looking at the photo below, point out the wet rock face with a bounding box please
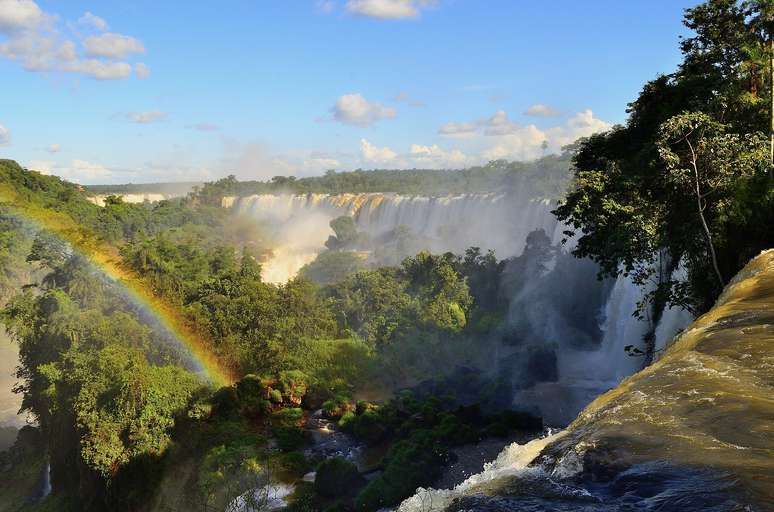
[537,250,774,508]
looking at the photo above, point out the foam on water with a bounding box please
[397,432,566,512]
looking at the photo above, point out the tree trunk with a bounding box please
[694,166,724,289]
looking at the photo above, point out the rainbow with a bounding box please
[0,183,235,387]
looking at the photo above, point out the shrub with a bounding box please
[269,388,283,404]
[322,394,352,419]
[314,457,363,498]
[276,451,311,478]
[355,430,448,510]
[274,426,306,452]
[211,386,240,419]
[271,408,306,452]
[236,374,265,401]
[271,408,304,428]
[277,370,309,405]
[337,411,356,429]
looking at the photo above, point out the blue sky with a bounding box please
[0,0,697,184]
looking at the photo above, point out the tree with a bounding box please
[325,215,359,250]
[555,0,774,313]
[656,112,768,288]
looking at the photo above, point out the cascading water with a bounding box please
[653,262,694,354]
[227,193,694,425]
[87,193,180,206]
[227,192,560,283]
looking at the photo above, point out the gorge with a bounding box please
[225,190,695,426]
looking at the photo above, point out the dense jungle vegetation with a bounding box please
[0,159,550,511]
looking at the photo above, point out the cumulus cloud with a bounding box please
[360,138,397,162]
[0,0,146,80]
[83,32,144,59]
[124,111,167,124]
[346,0,436,19]
[481,110,519,136]
[483,110,611,161]
[0,0,44,32]
[438,110,519,137]
[358,139,471,169]
[46,143,60,153]
[77,11,108,31]
[408,143,469,167]
[524,103,560,117]
[545,109,611,147]
[0,124,10,145]
[481,125,547,161]
[332,93,396,126]
[134,62,150,79]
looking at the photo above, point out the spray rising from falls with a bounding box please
[228,192,694,424]
[227,192,562,282]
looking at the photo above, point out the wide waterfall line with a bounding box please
[227,192,694,424]
[227,192,561,262]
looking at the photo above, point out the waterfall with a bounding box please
[654,262,694,354]
[397,432,569,512]
[228,192,559,282]
[228,192,693,423]
[87,193,179,206]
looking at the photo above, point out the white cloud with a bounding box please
[0,0,44,32]
[0,0,146,80]
[47,143,60,153]
[438,121,477,138]
[483,110,611,161]
[357,139,470,169]
[360,138,397,162]
[0,124,10,145]
[525,103,560,117]
[438,110,519,137]
[27,158,111,182]
[481,125,547,161]
[125,111,167,124]
[332,93,396,126]
[346,0,436,19]
[408,143,469,167]
[545,109,611,147]
[64,59,132,80]
[134,62,150,79]
[83,32,144,59]
[481,110,519,136]
[77,11,107,31]
[26,159,51,173]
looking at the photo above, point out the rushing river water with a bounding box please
[397,250,774,511]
